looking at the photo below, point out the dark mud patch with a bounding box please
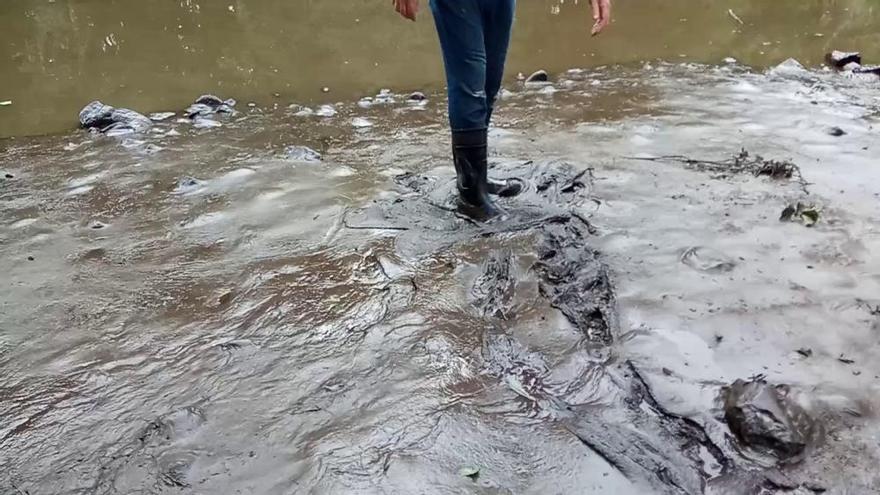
[342,158,833,493]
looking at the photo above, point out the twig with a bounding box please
[728,9,744,26]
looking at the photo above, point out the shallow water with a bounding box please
[3,59,880,493]
[2,0,880,137]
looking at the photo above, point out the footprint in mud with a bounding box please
[343,160,594,260]
[680,246,737,273]
[92,405,208,492]
[470,239,727,494]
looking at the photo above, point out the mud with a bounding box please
[3,61,880,494]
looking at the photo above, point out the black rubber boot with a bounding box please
[452,130,502,221]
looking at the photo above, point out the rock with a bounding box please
[825,51,861,69]
[192,118,223,129]
[722,378,820,462]
[185,94,236,119]
[78,101,153,134]
[525,69,549,84]
[315,105,337,117]
[149,112,176,122]
[79,101,116,128]
[841,61,862,72]
[283,145,322,162]
[828,126,846,137]
[174,177,204,194]
[352,117,373,128]
[854,65,880,76]
[4,173,13,179]
[769,58,811,79]
[408,91,426,102]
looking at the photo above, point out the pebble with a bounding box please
[316,105,337,117]
[352,117,373,128]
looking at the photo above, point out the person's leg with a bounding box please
[430,0,488,133]
[479,0,523,198]
[481,0,516,127]
[431,0,501,220]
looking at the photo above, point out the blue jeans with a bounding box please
[430,0,516,132]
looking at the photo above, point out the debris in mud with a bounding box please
[535,220,617,346]
[827,126,846,137]
[283,145,322,162]
[722,378,820,463]
[525,69,549,84]
[185,94,236,119]
[3,173,13,179]
[825,51,861,69]
[458,466,480,480]
[408,91,427,102]
[680,246,737,273]
[780,202,820,227]
[796,348,813,358]
[837,355,855,365]
[470,249,515,320]
[626,149,806,192]
[174,176,204,193]
[79,100,153,135]
[149,111,176,122]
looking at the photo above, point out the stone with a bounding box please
[723,378,820,462]
[825,51,861,69]
[408,91,427,102]
[149,112,176,122]
[185,95,236,119]
[525,69,549,84]
[78,101,152,134]
[283,145,322,162]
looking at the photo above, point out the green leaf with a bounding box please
[0,100,12,106]
[800,209,819,227]
[458,466,480,480]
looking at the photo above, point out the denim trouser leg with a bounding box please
[481,1,515,127]
[430,0,515,132]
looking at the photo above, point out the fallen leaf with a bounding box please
[838,355,855,365]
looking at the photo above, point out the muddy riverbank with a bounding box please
[2,61,880,493]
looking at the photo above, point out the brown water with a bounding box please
[2,0,880,137]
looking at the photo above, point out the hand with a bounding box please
[590,0,612,36]
[393,0,419,21]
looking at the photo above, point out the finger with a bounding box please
[602,0,611,24]
[591,0,600,21]
[403,0,415,20]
